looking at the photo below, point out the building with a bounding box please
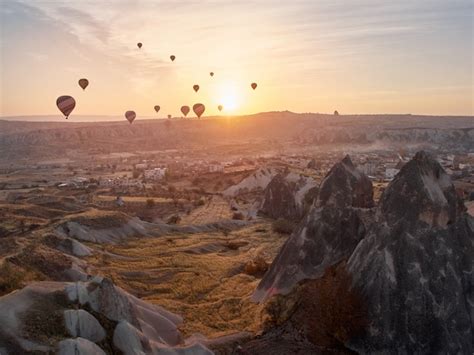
[144,168,167,180]
[99,178,143,188]
[359,162,377,176]
[209,164,224,173]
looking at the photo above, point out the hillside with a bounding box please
[1,112,473,164]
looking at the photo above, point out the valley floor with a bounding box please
[85,221,286,338]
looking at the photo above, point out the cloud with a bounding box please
[56,6,111,44]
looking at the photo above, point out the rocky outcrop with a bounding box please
[346,151,473,353]
[316,155,374,208]
[223,168,277,197]
[259,172,317,221]
[0,277,212,354]
[58,338,106,355]
[64,309,106,342]
[253,156,374,302]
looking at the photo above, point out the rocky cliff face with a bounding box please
[259,172,317,221]
[253,156,374,302]
[347,151,473,353]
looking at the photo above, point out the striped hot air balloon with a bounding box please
[56,96,76,119]
[193,103,205,118]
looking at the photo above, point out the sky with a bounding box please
[0,0,473,118]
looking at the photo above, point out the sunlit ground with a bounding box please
[86,222,286,338]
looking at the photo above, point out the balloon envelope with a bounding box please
[154,105,160,113]
[181,105,190,117]
[210,72,214,77]
[125,111,136,124]
[193,85,200,93]
[251,82,257,90]
[170,55,175,61]
[218,105,223,112]
[137,42,142,48]
[56,96,76,119]
[193,103,205,118]
[78,78,89,90]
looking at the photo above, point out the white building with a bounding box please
[144,168,167,180]
[100,178,143,188]
[359,163,377,176]
[209,164,224,173]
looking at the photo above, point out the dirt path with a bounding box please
[180,195,233,225]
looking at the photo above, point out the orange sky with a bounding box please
[1,0,473,118]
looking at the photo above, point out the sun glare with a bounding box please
[217,83,240,112]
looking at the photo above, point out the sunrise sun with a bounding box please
[217,83,241,112]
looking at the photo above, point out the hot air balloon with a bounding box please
[218,105,223,112]
[154,105,160,113]
[251,82,257,90]
[210,72,214,77]
[78,78,89,91]
[56,96,76,119]
[125,111,136,124]
[193,103,205,118]
[170,55,175,62]
[181,105,190,117]
[137,42,142,49]
[193,85,200,93]
[167,114,172,119]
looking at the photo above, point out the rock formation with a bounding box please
[251,151,473,354]
[347,151,473,353]
[253,155,374,302]
[0,277,212,354]
[223,168,277,197]
[259,172,317,221]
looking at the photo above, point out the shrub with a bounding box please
[243,255,269,277]
[272,218,295,235]
[232,212,245,220]
[0,262,25,296]
[195,198,206,207]
[146,198,155,208]
[167,215,181,225]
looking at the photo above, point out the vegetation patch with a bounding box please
[20,291,70,346]
[0,261,26,296]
